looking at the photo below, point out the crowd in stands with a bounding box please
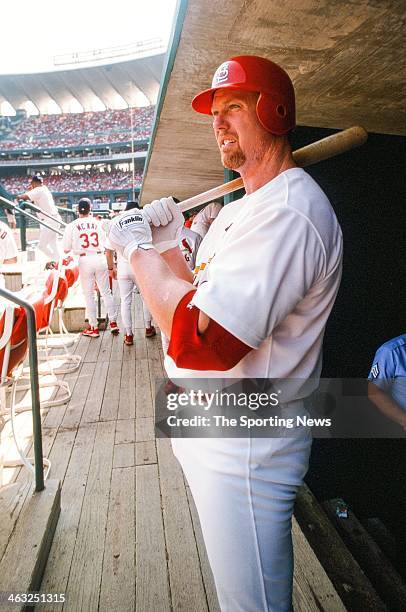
[1,167,143,194]
[0,107,154,150]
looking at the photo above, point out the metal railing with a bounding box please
[0,288,44,491]
[56,204,76,222]
[0,195,74,251]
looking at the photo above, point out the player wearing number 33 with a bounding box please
[63,198,119,338]
[108,56,343,611]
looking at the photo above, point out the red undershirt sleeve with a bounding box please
[167,290,252,371]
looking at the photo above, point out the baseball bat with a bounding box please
[179,126,367,213]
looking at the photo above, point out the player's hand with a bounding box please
[143,197,184,254]
[108,266,117,280]
[108,209,154,261]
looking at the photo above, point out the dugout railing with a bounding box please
[0,287,44,491]
[0,195,75,251]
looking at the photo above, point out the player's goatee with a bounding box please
[221,148,246,170]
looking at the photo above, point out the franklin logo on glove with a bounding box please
[107,209,154,261]
[118,214,144,230]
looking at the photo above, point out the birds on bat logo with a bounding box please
[117,214,144,231]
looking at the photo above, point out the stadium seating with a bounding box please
[1,167,143,194]
[0,107,154,149]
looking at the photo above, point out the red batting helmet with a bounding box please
[191,55,295,136]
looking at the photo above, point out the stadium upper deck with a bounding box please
[0,107,154,151]
[0,50,163,203]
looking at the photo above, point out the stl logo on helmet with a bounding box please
[213,62,230,85]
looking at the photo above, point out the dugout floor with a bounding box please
[0,293,345,611]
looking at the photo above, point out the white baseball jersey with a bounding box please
[165,167,343,400]
[63,216,107,255]
[191,202,222,238]
[104,235,131,279]
[179,226,202,271]
[0,220,18,289]
[104,234,152,333]
[63,215,115,328]
[100,218,111,235]
[0,221,18,265]
[26,185,59,221]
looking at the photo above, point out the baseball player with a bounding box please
[0,219,18,288]
[18,175,62,260]
[367,334,406,575]
[108,55,343,611]
[171,198,203,272]
[190,201,222,238]
[63,198,119,338]
[179,225,202,272]
[368,334,406,429]
[159,198,202,355]
[105,201,156,346]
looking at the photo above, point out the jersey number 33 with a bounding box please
[80,232,99,249]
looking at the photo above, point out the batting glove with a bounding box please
[143,197,184,254]
[108,209,154,261]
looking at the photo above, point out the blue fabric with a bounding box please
[368,334,406,410]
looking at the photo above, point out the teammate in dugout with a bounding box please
[63,198,119,338]
[171,197,203,273]
[108,56,343,611]
[18,175,62,260]
[190,200,222,238]
[0,219,18,288]
[105,200,156,346]
[368,334,406,430]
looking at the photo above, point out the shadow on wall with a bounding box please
[291,127,405,378]
[293,127,406,580]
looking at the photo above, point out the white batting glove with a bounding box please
[108,209,154,261]
[143,197,184,254]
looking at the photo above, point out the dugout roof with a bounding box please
[140,0,405,204]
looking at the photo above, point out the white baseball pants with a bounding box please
[38,214,62,260]
[78,254,116,328]
[171,415,312,612]
[117,277,152,334]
